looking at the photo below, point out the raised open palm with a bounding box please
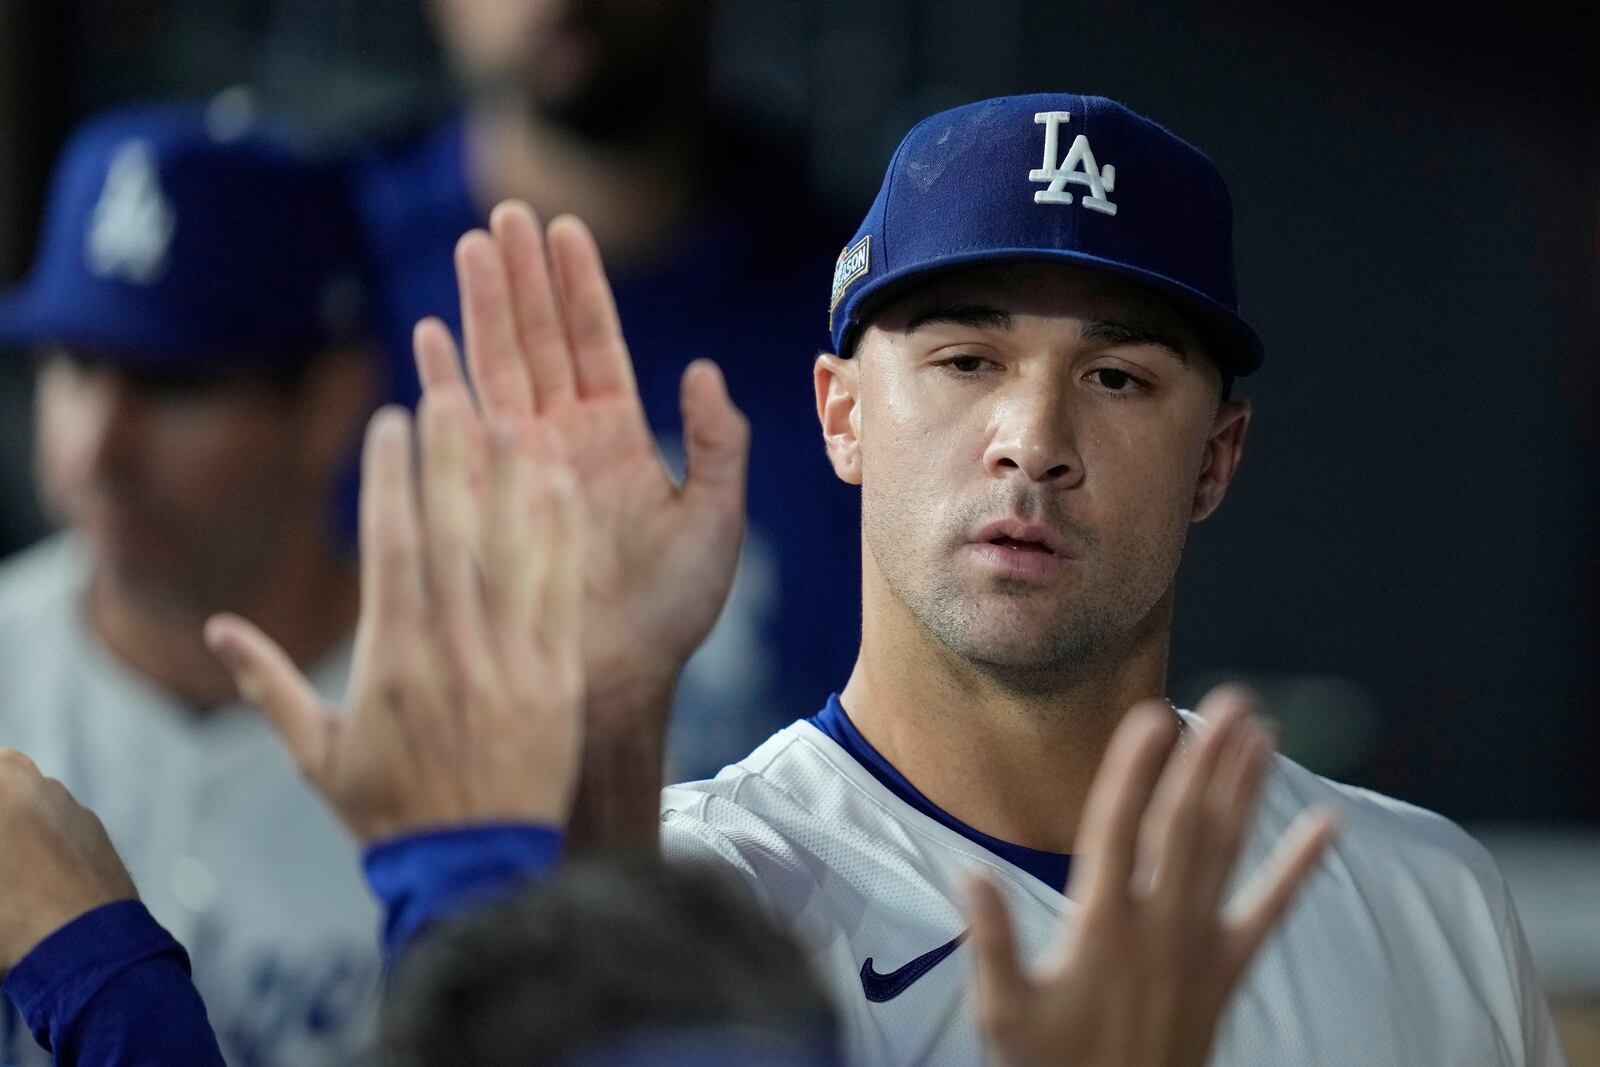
[412,203,748,723]
[408,202,750,841]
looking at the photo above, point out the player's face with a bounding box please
[33,351,330,610]
[430,0,708,123]
[823,263,1248,683]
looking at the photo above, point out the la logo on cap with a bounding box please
[84,140,176,285]
[1029,111,1117,215]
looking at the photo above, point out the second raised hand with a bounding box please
[205,397,586,844]
[411,203,751,841]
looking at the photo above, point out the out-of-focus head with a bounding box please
[381,855,840,1067]
[816,94,1257,688]
[428,0,714,135]
[0,99,377,611]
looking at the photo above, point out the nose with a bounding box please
[981,384,1083,486]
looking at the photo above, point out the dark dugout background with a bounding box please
[0,0,1594,828]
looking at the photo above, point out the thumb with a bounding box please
[966,873,1029,1036]
[205,613,334,782]
[680,359,749,514]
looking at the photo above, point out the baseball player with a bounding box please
[210,94,1566,1065]
[0,104,383,1066]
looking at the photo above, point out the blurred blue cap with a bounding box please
[0,97,368,371]
[828,93,1263,375]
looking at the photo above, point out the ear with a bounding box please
[296,345,383,480]
[814,352,862,486]
[1191,397,1250,522]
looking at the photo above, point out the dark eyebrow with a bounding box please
[903,304,1016,334]
[1080,318,1190,363]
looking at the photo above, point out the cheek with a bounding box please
[33,392,96,502]
[860,385,980,523]
[147,407,300,505]
[1080,421,1206,544]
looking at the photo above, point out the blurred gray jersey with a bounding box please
[0,536,380,1067]
[662,716,1567,1067]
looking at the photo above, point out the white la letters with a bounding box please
[85,140,177,285]
[1028,111,1118,216]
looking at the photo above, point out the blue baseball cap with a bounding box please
[828,93,1263,375]
[0,99,367,371]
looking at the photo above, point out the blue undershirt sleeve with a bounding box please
[2,900,225,1066]
[362,822,564,964]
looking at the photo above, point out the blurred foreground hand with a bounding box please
[0,749,138,972]
[968,688,1340,1067]
[405,202,749,843]
[207,395,585,843]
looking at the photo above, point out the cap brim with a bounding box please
[840,247,1264,377]
[0,283,54,353]
[0,279,243,371]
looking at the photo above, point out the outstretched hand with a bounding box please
[967,688,1339,1067]
[410,202,750,842]
[205,396,585,843]
[0,750,138,973]
[413,203,749,727]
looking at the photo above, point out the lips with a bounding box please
[969,519,1073,558]
[963,518,1078,581]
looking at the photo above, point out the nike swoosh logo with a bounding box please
[859,931,968,1002]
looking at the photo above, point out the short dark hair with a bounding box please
[380,852,839,1067]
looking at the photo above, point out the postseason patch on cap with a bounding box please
[829,235,871,322]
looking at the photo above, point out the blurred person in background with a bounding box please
[351,0,860,780]
[0,395,843,1066]
[0,102,384,1066]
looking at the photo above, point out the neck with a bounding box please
[463,96,710,270]
[87,534,358,712]
[839,570,1173,855]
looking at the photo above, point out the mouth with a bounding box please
[969,520,1073,558]
[964,519,1077,581]
[986,535,1055,555]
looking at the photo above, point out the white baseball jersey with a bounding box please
[0,536,381,1067]
[661,703,1566,1067]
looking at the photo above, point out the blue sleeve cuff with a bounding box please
[3,900,219,1063]
[363,822,563,963]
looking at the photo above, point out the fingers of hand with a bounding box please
[483,421,539,649]
[359,407,426,633]
[966,873,1028,1034]
[680,359,751,510]
[413,317,469,400]
[1069,703,1181,911]
[203,613,333,781]
[420,393,494,699]
[489,201,574,408]
[1190,714,1274,909]
[456,229,536,417]
[546,214,637,397]
[0,747,41,781]
[1139,689,1252,903]
[1226,805,1340,972]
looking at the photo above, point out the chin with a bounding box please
[935,594,1123,675]
[934,618,1071,672]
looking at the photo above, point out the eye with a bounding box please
[935,353,994,375]
[1086,367,1150,394]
